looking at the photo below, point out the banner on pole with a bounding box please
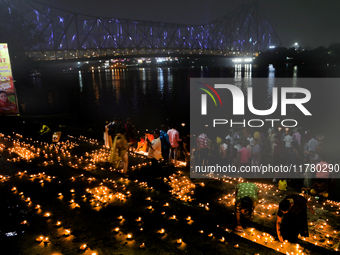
[0,43,19,115]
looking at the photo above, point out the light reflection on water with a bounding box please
[234,64,242,84]
[92,71,99,106]
[267,64,275,109]
[157,68,164,93]
[234,64,253,97]
[18,64,340,163]
[244,64,252,89]
[292,66,298,86]
[113,69,122,104]
[167,68,172,84]
[141,68,146,95]
[78,71,83,92]
[22,64,340,135]
[24,65,275,129]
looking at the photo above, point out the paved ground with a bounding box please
[0,132,339,255]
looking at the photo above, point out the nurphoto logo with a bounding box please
[190,78,321,179]
[200,83,311,116]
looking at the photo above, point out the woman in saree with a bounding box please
[108,129,131,174]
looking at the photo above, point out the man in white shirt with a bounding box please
[219,139,228,164]
[225,134,234,145]
[247,133,254,146]
[233,130,240,141]
[308,136,319,152]
[148,130,162,169]
[283,132,293,160]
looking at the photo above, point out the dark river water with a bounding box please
[18,65,192,131]
[13,62,340,156]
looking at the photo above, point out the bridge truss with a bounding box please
[4,0,281,60]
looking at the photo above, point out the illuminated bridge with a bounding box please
[7,0,281,60]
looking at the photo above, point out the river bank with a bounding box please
[0,128,339,255]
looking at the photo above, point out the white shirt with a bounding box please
[247,137,254,146]
[308,138,319,152]
[219,143,228,158]
[225,135,234,145]
[283,135,293,148]
[148,138,161,160]
[234,144,242,151]
[268,127,273,135]
[233,133,240,140]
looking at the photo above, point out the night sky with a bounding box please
[36,0,340,49]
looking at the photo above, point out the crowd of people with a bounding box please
[103,121,334,199]
[192,126,336,243]
[33,119,336,244]
[193,126,331,183]
[103,118,189,175]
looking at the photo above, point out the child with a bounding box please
[136,137,146,152]
[302,179,328,199]
[278,179,287,191]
